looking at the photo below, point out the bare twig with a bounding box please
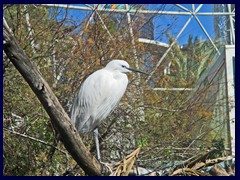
[4,128,66,154]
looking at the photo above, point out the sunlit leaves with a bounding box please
[4,4,227,175]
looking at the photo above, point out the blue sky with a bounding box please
[56,4,215,45]
[147,4,215,45]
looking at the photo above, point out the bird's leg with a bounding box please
[93,128,101,162]
[93,128,113,175]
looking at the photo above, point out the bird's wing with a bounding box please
[94,71,128,121]
[70,70,101,133]
[70,69,128,134]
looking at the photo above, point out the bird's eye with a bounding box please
[122,65,126,68]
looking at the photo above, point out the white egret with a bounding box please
[70,60,147,162]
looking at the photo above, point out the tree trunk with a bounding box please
[3,22,102,176]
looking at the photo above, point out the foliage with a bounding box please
[3,4,229,176]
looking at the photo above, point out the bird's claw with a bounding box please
[99,160,114,175]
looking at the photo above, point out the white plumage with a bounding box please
[70,59,147,161]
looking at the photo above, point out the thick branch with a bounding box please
[3,23,102,176]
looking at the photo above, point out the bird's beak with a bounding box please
[126,67,149,75]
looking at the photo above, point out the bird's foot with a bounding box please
[98,160,114,175]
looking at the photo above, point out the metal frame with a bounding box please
[40,4,235,16]
[10,3,235,157]
[39,4,235,85]
[224,45,235,156]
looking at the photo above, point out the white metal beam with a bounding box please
[227,4,235,45]
[145,15,194,83]
[224,45,235,156]
[175,4,191,12]
[138,38,169,48]
[191,4,195,12]
[193,14,221,55]
[195,4,203,13]
[39,4,235,16]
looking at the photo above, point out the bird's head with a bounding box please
[105,60,148,75]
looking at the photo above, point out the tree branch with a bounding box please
[4,128,66,155]
[3,22,102,176]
